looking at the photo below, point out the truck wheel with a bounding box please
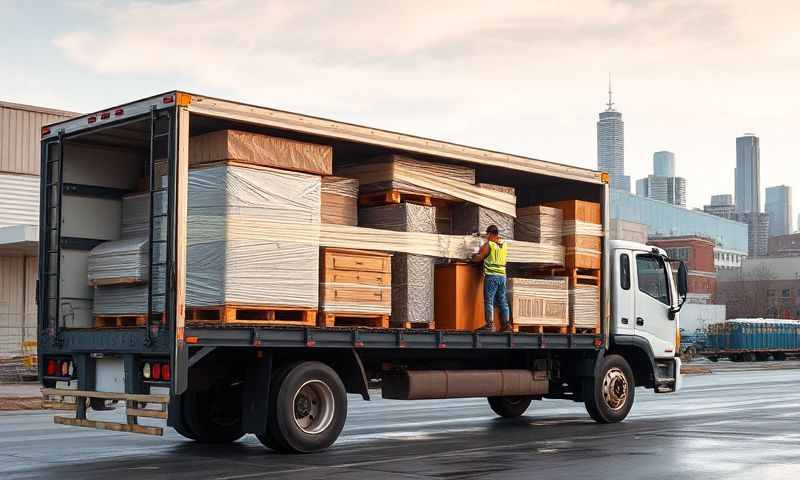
[707,356,719,362]
[584,354,635,424]
[182,384,245,443]
[773,352,787,361]
[170,394,198,440]
[488,396,532,418]
[743,352,756,363]
[258,361,347,453]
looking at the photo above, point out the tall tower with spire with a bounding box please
[597,76,629,191]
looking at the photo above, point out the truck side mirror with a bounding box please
[677,261,688,299]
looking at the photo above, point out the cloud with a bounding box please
[49,0,800,210]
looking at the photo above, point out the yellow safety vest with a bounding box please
[484,241,507,276]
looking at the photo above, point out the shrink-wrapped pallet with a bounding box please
[507,277,568,327]
[359,203,436,325]
[88,237,149,286]
[189,129,332,175]
[515,206,563,244]
[569,284,600,329]
[338,154,475,201]
[186,164,320,308]
[451,184,515,238]
[321,176,359,226]
[93,268,165,315]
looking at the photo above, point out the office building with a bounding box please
[733,211,770,257]
[768,233,800,256]
[653,151,675,177]
[649,236,716,304]
[704,194,735,219]
[611,189,748,270]
[765,185,792,237]
[634,152,687,207]
[735,134,760,213]
[597,84,629,191]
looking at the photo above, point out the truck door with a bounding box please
[633,253,676,358]
[612,249,635,335]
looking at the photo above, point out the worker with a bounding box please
[471,225,511,332]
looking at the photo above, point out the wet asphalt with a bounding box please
[1,361,799,480]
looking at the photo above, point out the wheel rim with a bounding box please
[602,367,629,412]
[292,379,335,435]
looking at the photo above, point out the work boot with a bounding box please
[500,324,514,333]
[475,324,494,332]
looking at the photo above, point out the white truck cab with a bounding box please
[608,240,686,394]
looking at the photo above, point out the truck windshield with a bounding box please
[636,254,670,305]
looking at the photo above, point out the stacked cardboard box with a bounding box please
[451,184,515,238]
[515,206,563,244]
[542,200,602,270]
[507,277,568,328]
[359,203,436,326]
[321,176,359,226]
[569,284,600,329]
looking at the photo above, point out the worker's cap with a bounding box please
[486,225,499,235]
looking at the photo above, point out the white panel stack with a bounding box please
[569,284,600,329]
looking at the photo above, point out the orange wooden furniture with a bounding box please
[434,262,499,331]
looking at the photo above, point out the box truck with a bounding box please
[38,92,686,453]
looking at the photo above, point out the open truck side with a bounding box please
[38,91,686,453]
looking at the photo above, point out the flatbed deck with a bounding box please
[39,326,600,355]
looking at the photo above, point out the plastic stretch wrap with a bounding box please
[121,191,167,239]
[563,220,604,237]
[88,237,148,286]
[189,129,333,175]
[321,176,359,226]
[187,217,565,265]
[452,204,515,239]
[339,155,474,200]
[507,277,568,326]
[185,165,321,308]
[569,285,600,328]
[359,203,436,324]
[93,267,165,315]
[516,206,563,244]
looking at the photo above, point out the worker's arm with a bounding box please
[471,242,490,262]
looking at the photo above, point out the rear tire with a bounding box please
[773,352,787,361]
[707,356,719,362]
[488,396,532,418]
[584,354,635,424]
[182,384,245,443]
[257,361,347,453]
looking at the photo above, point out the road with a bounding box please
[1,362,799,480]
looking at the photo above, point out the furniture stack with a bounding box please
[318,248,392,327]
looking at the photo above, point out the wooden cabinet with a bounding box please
[434,262,499,331]
[319,248,392,317]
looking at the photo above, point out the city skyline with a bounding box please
[0,2,797,212]
[596,83,628,192]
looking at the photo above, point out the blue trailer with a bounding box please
[704,319,800,362]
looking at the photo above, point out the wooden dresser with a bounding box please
[434,262,499,331]
[319,248,392,327]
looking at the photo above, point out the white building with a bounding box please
[0,101,76,357]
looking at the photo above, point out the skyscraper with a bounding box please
[765,185,792,237]
[653,151,675,177]
[735,134,760,213]
[704,194,735,219]
[634,151,687,207]
[597,81,628,191]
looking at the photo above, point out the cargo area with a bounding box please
[46,102,606,335]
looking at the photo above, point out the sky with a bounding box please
[2,0,799,224]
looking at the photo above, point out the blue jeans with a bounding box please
[484,274,510,327]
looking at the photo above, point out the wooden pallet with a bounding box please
[358,189,453,208]
[94,315,147,328]
[570,326,600,335]
[514,324,569,334]
[186,305,317,326]
[318,313,390,328]
[401,321,435,330]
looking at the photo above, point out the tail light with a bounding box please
[152,363,162,381]
[161,363,171,381]
[60,360,69,376]
[47,359,56,376]
[142,362,151,379]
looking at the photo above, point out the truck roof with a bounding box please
[41,91,606,185]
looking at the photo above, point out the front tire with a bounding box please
[258,361,347,453]
[488,396,532,418]
[584,354,635,423]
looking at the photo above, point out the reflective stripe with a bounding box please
[484,241,507,276]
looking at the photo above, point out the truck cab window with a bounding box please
[636,254,670,305]
[620,254,630,290]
